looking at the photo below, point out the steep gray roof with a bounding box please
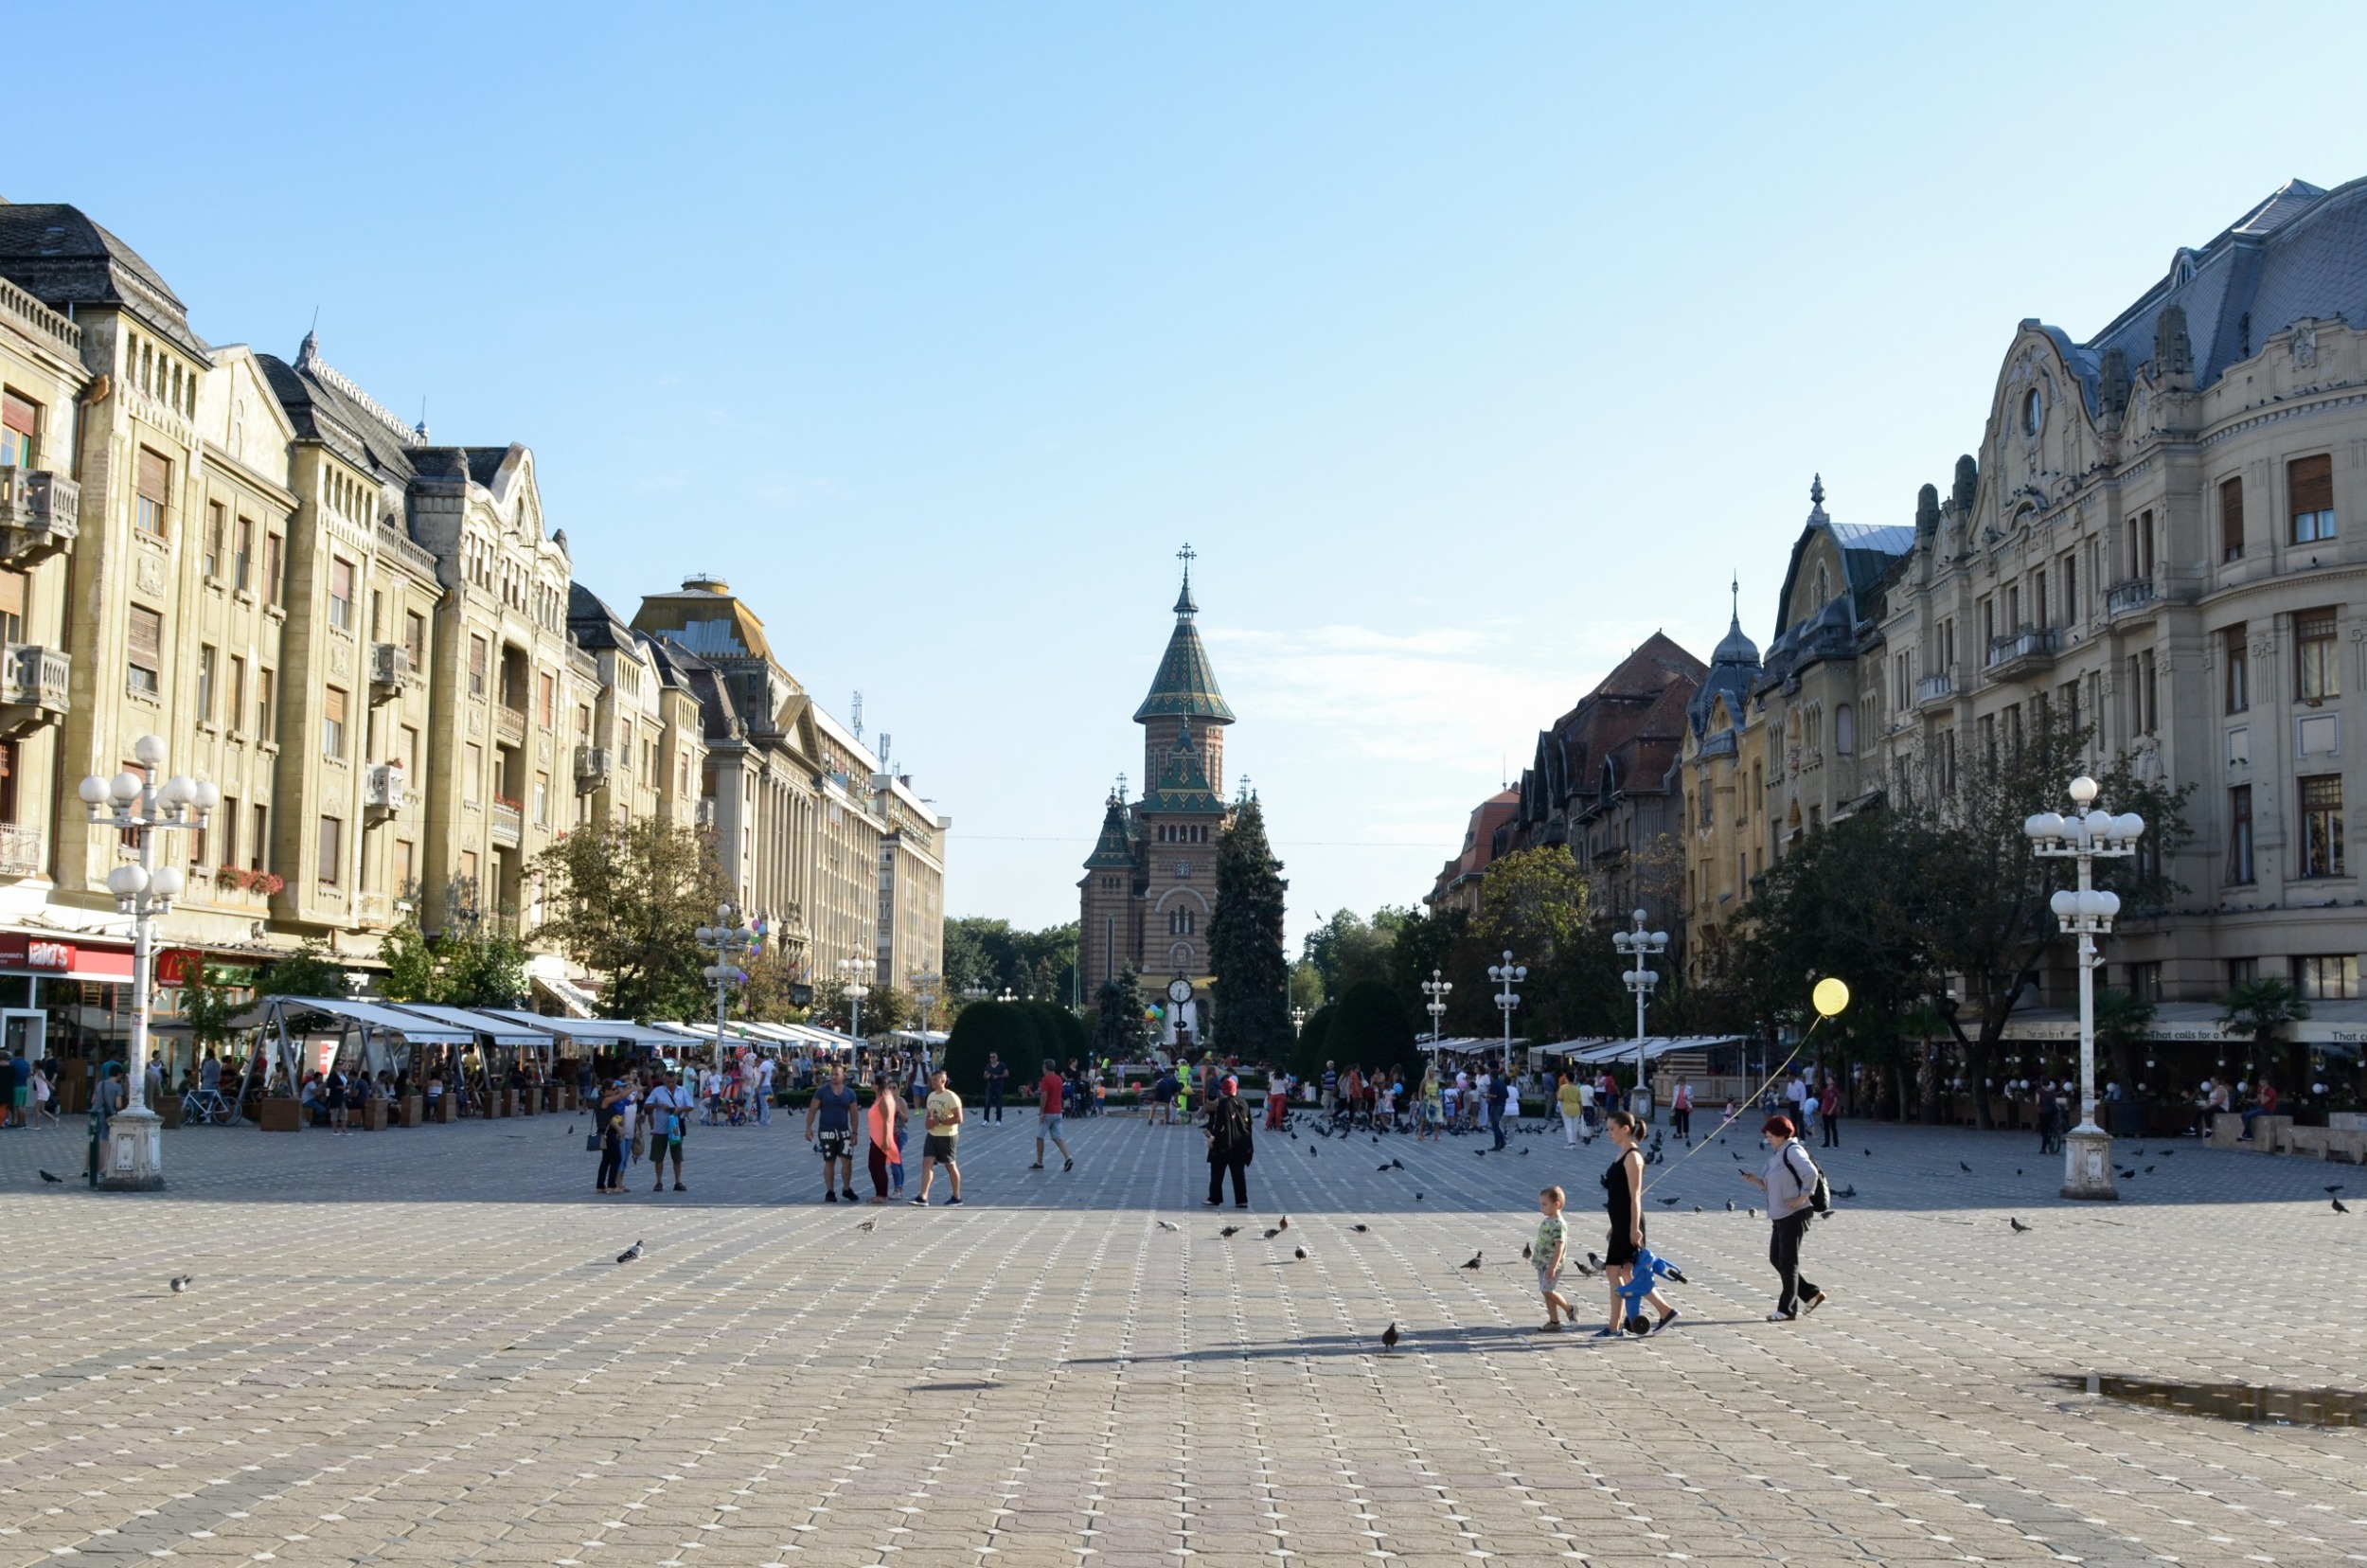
[0,202,206,358]
[567,583,637,651]
[2077,177,2367,394]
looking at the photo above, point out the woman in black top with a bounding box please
[1598,1110,1678,1337]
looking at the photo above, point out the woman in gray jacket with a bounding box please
[1739,1114,1826,1321]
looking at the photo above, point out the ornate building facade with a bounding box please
[1874,176,2367,1003]
[1079,557,1233,1037]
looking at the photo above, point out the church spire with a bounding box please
[1136,546,1234,724]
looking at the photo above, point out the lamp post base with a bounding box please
[98,1107,166,1192]
[2059,1127,2117,1201]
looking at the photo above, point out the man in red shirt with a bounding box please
[1031,1058,1076,1171]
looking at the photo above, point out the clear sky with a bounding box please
[25,3,2367,950]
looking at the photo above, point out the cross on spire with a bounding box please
[1730,572,1740,622]
[1173,543,1200,615]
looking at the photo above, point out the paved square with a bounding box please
[1,1108,2362,1567]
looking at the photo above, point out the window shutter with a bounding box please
[128,606,162,665]
[136,448,169,504]
[2,392,37,437]
[2290,454,2334,515]
[0,570,24,619]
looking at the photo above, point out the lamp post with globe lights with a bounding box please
[1290,1005,1307,1041]
[1421,969,1451,1075]
[838,954,876,1041]
[2024,775,2145,1201]
[1611,909,1670,1121]
[910,970,942,1070]
[1486,952,1525,1082]
[695,905,756,1065]
[79,735,218,1190]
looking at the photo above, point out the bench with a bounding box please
[2280,1124,2330,1158]
[2208,1113,2246,1149]
[2239,1114,2292,1150]
[2328,1129,2367,1164]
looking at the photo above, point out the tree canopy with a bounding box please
[532,819,730,1022]
[942,917,1078,1004]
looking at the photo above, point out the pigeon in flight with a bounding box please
[1459,1252,1483,1271]
[615,1239,644,1263]
[2009,1218,2032,1233]
[1959,1162,1973,1173]
[169,1274,192,1293]
[2327,1185,2345,1193]
[1380,1322,1399,1352]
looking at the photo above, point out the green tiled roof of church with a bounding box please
[1140,719,1223,813]
[1133,565,1236,723]
[1084,794,1138,869]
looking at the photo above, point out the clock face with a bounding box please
[1166,978,1193,1004]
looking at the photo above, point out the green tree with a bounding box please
[1209,795,1290,1060]
[941,916,1080,1002]
[257,941,346,999]
[180,964,248,1055]
[378,914,443,1004]
[942,1001,1037,1096]
[1289,959,1326,1014]
[437,918,530,1008]
[2218,976,2309,1085]
[1913,707,2191,1127]
[1094,967,1152,1056]
[1301,908,1402,1001]
[532,818,729,1022]
[1289,1003,1335,1081]
[1328,978,1421,1082]
[739,943,812,1025]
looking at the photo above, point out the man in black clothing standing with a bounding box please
[982,1053,1008,1123]
[1203,1075,1255,1208]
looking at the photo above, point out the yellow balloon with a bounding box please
[1811,976,1850,1018]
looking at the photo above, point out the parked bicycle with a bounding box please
[180,1087,236,1126]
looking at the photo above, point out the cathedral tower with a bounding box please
[1078,547,1237,1025]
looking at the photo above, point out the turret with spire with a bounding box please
[1133,542,1234,793]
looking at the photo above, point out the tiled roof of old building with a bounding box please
[1133,566,1235,723]
[2059,176,2367,399]
[0,202,206,358]
[1138,718,1224,814]
[1433,787,1521,898]
[1512,633,1704,838]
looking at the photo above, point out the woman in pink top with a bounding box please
[865,1079,901,1203]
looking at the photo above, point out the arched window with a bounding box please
[1835,703,1855,755]
[2022,386,2042,437]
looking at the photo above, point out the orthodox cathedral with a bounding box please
[1078,549,1234,1042]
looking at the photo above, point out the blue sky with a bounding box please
[27,3,2367,947]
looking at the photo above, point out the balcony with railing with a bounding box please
[2106,579,2159,619]
[1914,670,1956,708]
[0,468,79,564]
[0,822,43,879]
[574,744,612,792]
[1983,627,2059,682]
[491,796,523,845]
[368,642,413,696]
[0,644,69,735]
[495,704,527,748]
[365,762,406,818]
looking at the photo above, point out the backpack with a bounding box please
[1787,1142,1831,1215]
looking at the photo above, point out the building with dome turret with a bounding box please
[1079,552,1234,1039]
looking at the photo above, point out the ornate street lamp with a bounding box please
[910,969,942,1070]
[696,904,756,1064]
[996,986,1018,1005]
[1486,951,1525,1075]
[1290,1005,1307,1040]
[2024,774,2145,1201]
[837,954,876,1040]
[1612,909,1670,1122]
[1421,969,1452,1077]
[79,734,217,1190]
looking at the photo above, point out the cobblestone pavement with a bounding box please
[1,1107,2362,1568]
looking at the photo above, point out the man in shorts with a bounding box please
[805,1062,860,1202]
[913,1069,964,1205]
[1031,1058,1075,1171]
[646,1070,693,1192]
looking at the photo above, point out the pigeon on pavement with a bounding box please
[1352,1223,1368,1233]
[615,1239,644,1263]
[1380,1322,1399,1352]
[37,1169,62,1184]
[2337,1198,2352,1214]
[1459,1252,1483,1271]
[1219,1225,1241,1238]
[1960,1162,1973,1173]
[855,1219,878,1233]
[169,1274,192,1292]
[1293,1246,1307,1260]
[2009,1218,2032,1233]
[1157,1220,1179,1231]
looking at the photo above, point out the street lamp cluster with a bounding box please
[79,735,218,1190]
[837,954,876,1039]
[2024,774,2145,1201]
[1612,909,1670,1119]
[695,905,756,1060]
[1487,951,1525,1061]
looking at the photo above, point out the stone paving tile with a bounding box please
[1,1110,2364,1566]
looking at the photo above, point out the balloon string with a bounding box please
[1638,1013,1829,1198]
